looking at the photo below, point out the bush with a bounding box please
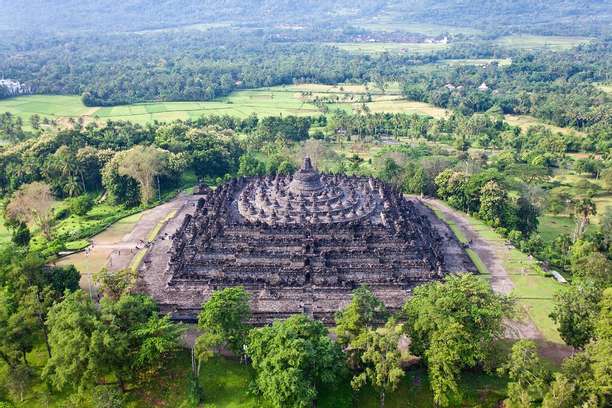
[11,222,31,246]
[54,207,70,221]
[68,195,95,216]
[92,385,125,408]
[40,239,66,258]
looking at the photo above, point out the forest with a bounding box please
[1,0,609,36]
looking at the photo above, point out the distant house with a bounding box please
[445,83,456,90]
[478,82,489,91]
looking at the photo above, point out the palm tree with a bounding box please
[573,197,597,240]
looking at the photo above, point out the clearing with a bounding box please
[504,114,585,135]
[327,42,448,54]
[494,35,592,50]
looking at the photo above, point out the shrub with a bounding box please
[68,195,94,216]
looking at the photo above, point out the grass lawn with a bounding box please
[504,114,584,136]
[494,35,592,50]
[2,349,507,407]
[538,214,575,242]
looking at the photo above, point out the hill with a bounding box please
[0,0,609,36]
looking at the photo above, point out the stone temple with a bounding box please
[137,157,475,323]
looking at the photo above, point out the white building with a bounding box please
[0,79,30,95]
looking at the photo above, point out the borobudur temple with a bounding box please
[137,157,476,323]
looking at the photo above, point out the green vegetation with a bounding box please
[494,35,593,50]
[0,1,610,407]
[0,90,319,125]
[328,42,449,54]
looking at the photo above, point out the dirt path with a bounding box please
[57,193,194,292]
[424,198,515,294]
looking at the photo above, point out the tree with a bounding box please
[350,320,404,408]
[498,340,549,407]
[132,313,184,377]
[0,286,41,368]
[246,314,346,408]
[237,153,266,177]
[43,290,100,391]
[514,195,540,236]
[335,285,388,368]
[402,274,513,406]
[116,145,169,204]
[46,264,81,296]
[93,294,182,391]
[425,321,470,407]
[101,152,141,207]
[29,114,41,130]
[93,268,131,300]
[5,182,55,239]
[478,180,510,228]
[601,167,612,192]
[568,240,611,286]
[300,139,326,168]
[573,198,597,240]
[197,286,250,356]
[550,280,602,349]
[5,363,35,403]
[44,291,183,392]
[543,290,612,407]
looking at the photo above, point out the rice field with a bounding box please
[504,114,585,135]
[494,35,592,50]
[0,84,447,126]
[441,58,512,67]
[326,42,449,54]
[0,89,322,125]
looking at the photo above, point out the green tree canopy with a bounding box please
[350,319,404,408]
[335,285,388,368]
[402,273,513,406]
[246,314,346,408]
[197,286,251,356]
[498,340,550,407]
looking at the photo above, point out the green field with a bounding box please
[0,85,448,127]
[0,89,321,125]
[442,58,512,67]
[2,348,507,407]
[538,215,576,242]
[327,42,449,54]
[595,82,612,94]
[504,114,585,135]
[495,35,592,50]
[0,84,589,134]
[356,11,483,36]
